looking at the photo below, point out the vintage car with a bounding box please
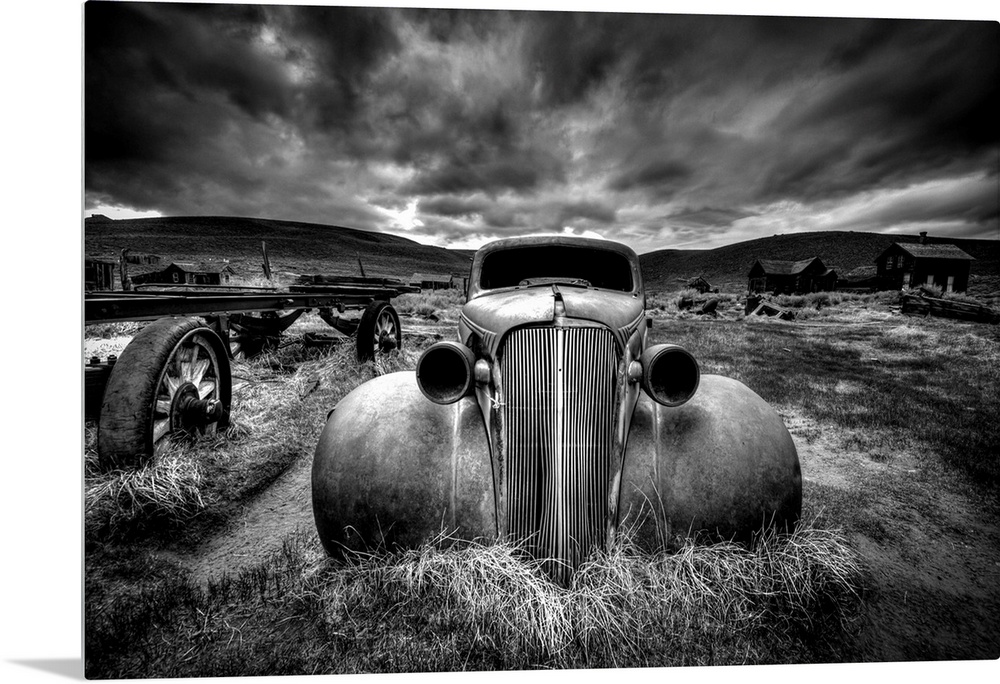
[312,235,801,582]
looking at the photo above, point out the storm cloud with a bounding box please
[85,4,999,251]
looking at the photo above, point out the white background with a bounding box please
[2,1,996,682]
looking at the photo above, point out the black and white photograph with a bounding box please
[12,0,1000,680]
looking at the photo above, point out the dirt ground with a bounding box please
[144,396,1000,664]
[784,407,1000,661]
[91,312,1000,664]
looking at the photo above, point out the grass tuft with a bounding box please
[303,518,864,669]
[86,450,208,540]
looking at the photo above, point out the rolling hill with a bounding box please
[85,216,998,293]
[84,215,475,281]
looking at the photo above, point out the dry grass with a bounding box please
[85,518,865,677]
[87,288,999,675]
[85,449,208,539]
[84,324,421,542]
[392,288,466,318]
[300,516,864,669]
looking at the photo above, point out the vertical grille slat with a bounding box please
[499,326,618,581]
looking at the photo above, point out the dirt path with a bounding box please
[158,453,316,588]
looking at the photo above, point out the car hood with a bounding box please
[460,285,646,355]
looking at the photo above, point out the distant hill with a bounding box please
[639,231,999,293]
[84,215,475,280]
[85,217,998,294]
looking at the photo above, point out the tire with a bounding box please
[97,317,232,469]
[356,301,401,362]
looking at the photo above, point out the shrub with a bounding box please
[915,283,943,298]
[393,289,465,317]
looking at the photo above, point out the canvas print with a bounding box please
[83,1,999,678]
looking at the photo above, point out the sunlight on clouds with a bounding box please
[86,205,164,221]
[561,226,606,240]
[380,198,424,232]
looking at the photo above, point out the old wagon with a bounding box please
[85,277,416,469]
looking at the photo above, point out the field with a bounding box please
[83,285,1000,677]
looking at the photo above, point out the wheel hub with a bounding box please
[171,382,224,434]
[377,330,398,352]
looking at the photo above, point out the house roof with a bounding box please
[752,257,823,275]
[410,272,452,283]
[844,265,878,280]
[891,243,974,260]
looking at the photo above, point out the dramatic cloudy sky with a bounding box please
[84,2,999,252]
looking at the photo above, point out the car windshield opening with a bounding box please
[478,245,634,292]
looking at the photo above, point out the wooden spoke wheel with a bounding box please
[356,301,401,362]
[98,317,232,469]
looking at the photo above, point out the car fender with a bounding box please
[619,374,802,547]
[312,371,495,555]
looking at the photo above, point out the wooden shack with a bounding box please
[875,237,974,293]
[409,273,453,290]
[133,261,235,286]
[123,252,162,266]
[747,257,837,295]
[687,276,713,293]
[451,272,470,292]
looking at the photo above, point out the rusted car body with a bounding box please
[313,235,801,582]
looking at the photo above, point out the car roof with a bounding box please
[473,234,639,260]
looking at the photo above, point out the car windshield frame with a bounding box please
[476,244,636,294]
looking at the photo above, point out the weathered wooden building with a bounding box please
[687,276,713,293]
[451,272,470,292]
[747,257,837,294]
[874,238,974,293]
[84,258,117,291]
[122,252,162,266]
[838,265,879,291]
[409,273,453,290]
[132,261,235,286]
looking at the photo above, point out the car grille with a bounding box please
[498,326,619,582]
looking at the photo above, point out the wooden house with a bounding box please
[747,257,837,294]
[838,265,879,291]
[409,273,453,290]
[687,276,713,293]
[133,261,235,286]
[123,252,162,266]
[875,236,974,293]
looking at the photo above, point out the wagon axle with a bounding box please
[171,383,226,432]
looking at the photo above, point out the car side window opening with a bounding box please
[479,246,634,292]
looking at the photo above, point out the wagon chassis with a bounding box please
[85,280,417,468]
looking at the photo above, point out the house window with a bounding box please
[887,256,894,270]
[926,274,934,287]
